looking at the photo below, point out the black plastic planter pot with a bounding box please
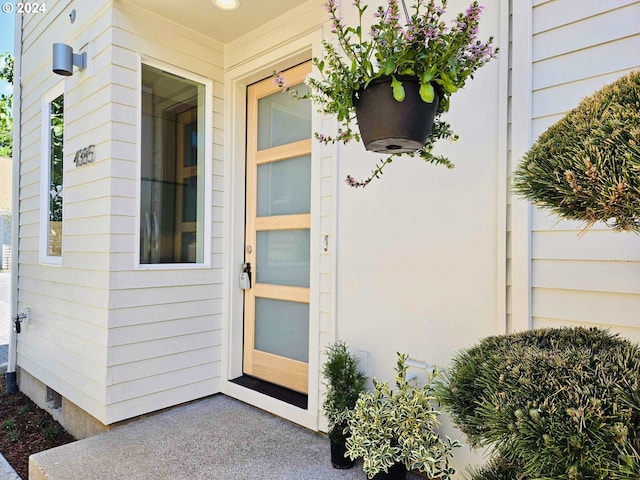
[330,438,355,469]
[354,76,439,154]
[372,462,407,480]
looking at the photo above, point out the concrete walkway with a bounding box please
[30,394,422,480]
[0,454,20,480]
[1,270,10,367]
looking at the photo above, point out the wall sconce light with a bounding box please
[213,0,240,10]
[52,43,87,76]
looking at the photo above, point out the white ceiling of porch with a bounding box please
[125,0,311,43]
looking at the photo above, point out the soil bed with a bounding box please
[0,375,75,479]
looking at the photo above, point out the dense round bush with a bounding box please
[513,70,640,232]
[436,327,640,479]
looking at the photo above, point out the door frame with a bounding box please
[220,32,325,431]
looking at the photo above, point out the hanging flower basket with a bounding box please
[355,76,440,153]
[274,0,497,187]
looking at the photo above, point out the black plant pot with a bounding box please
[354,76,440,154]
[330,437,355,469]
[372,462,407,480]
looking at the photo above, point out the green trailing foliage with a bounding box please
[48,94,64,222]
[322,340,366,443]
[513,70,640,232]
[436,327,640,479]
[0,52,13,157]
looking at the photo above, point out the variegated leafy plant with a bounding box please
[345,353,461,479]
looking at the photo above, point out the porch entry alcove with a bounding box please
[232,62,313,408]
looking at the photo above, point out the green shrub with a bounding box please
[513,70,640,232]
[322,341,366,443]
[467,456,524,480]
[346,353,460,479]
[436,327,640,479]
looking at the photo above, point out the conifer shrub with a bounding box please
[322,341,366,444]
[513,70,640,232]
[436,327,640,479]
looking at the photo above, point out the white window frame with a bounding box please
[39,83,65,265]
[136,57,213,270]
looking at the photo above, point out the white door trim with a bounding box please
[220,31,324,431]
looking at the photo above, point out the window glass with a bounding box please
[254,298,309,362]
[140,64,205,264]
[257,84,311,150]
[256,230,310,287]
[47,93,64,257]
[257,155,311,217]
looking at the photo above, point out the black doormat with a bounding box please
[230,375,308,409]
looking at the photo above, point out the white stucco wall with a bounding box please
[334,0,507,472]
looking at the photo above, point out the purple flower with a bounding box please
[273,71,290,91]
[315,132,330,144]
[345,175,361,187]
[465,2,482,19]
[426,26,438,39]
[324,0,338,15]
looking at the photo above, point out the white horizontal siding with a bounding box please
[534,260,640,295]
[533,288,640,330]
[106,378,218,424]
[532,0,637,34]
[534,317,640,344]
[108,299,220,327]
[532,3,639,61]
[533,38,639,91]
[17,0,227,425]
[101,1,225,423]
[527,0,640,342]
[17,0,114,423]
[109,346,219,384]
[532,230,640,261]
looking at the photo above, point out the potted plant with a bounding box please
[322,340,366,469]
[275,0,497,187]
[345,353,461,479]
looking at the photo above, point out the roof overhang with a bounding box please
[123,0,311,44]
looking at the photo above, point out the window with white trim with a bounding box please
[40,85,64,263]
[139,63,208,265]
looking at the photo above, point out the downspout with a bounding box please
[6,11,23,393]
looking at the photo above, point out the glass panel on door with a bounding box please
[255,298,310,363]
[257,85,311,150]
[257,155,311,217]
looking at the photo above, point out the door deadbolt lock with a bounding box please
[240,262,252,289]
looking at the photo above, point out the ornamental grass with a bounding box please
[513,70,640,232]
[436,327,640,479]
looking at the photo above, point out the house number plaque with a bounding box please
[74,145,95,167]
